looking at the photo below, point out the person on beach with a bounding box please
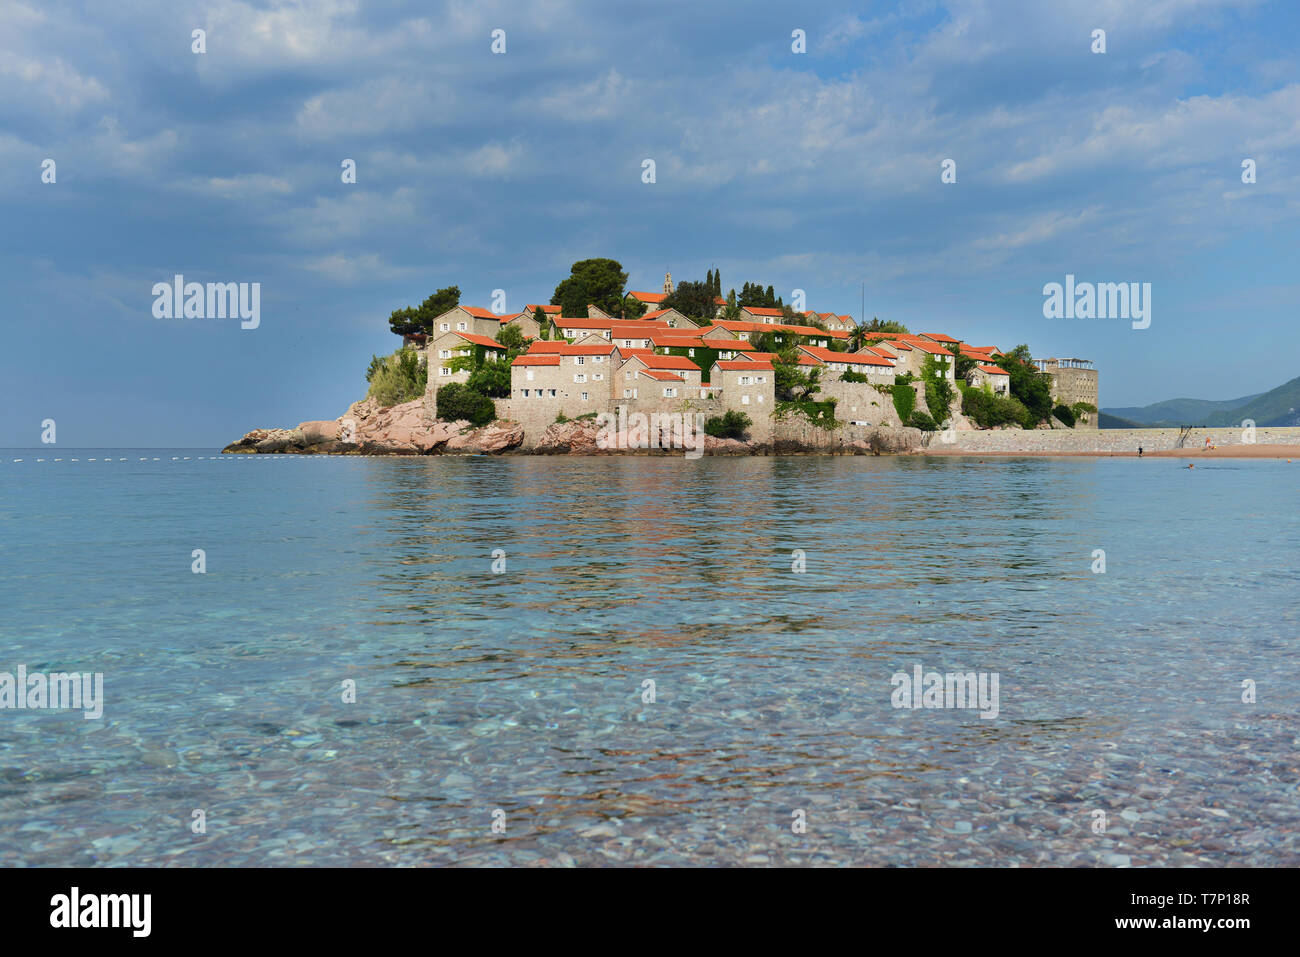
[1138,446,1143,457]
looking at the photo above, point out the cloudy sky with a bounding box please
[3,0,1297,445]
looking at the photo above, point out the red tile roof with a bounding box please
[714,320,848,339]
[739,351,820,367]
[976,364,1009,375]
[649,335,707,349]
[920,332,959,343]
[450,332,506,349]
[716,359,774,371]
[899,339,953,356]
[640,369,685,382]
[741,306,786,317]
[799,345,893,366]
[650,335,758,351]
[628,291,667,303]
[527,341,615,355]
[627,353,701,371]
[512,355,560,367]
[461,307,503,319]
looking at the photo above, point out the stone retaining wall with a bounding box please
[931,426,1300,453]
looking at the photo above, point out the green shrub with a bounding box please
[892,383,916,421]
[704,409,751,439]
[776,399,838,427]
[436,383,495,426]
[367,348,428,407]
[466,361,510,398]
[921,356,956,421]
[908,410,937,431]
[840,370,871,383]
[1053,403,1076,427]
[961,387,1028,429]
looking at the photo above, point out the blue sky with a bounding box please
[3,0,1298,446]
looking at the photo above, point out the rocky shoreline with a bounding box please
[221,397,924,456]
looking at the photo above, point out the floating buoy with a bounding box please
[1187,464,1194,469]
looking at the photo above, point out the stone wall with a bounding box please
[934,426,1300,453]
[772,420,922,452]
[818,380,900,427]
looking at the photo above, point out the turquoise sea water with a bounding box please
[1,450,1297,866]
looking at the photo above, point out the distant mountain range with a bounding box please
[1102,375,1300,428]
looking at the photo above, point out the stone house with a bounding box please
[627,290,668,311]
[640,308,699,329]
[507,341,617,418]
[616,353,703,400]
[401,332,428,361]
[711,360,776,443]
[877,337,954,379]
[428,330,507,385]
[797,345,896,384]
[430,306,504,340]
[648,334,759,382]
[917,332,960,346]
[967,363,1011,396]
[501,311,542,340]
[739,305,787,325]
[551,317,677,342]
[710,320,843,349]
[1034,358,1100,425]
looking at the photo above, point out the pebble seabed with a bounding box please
[1,452,1297,866]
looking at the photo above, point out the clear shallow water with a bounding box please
[0,450,1297,866]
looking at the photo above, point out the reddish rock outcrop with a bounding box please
[223,396,524,455]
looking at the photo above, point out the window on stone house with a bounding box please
[548,389,556,397]
[581,392,589,401]
[742,395,750,405]
[575,356,584,365]
[574,374,587,383]
[457,322,467,331]
[440,323,449,331]
[593,374,603,381]
[440,367,451,376]
[526,369,535,381]
[664,388,677,397]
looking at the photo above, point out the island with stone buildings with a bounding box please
[224,266,1296,457]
